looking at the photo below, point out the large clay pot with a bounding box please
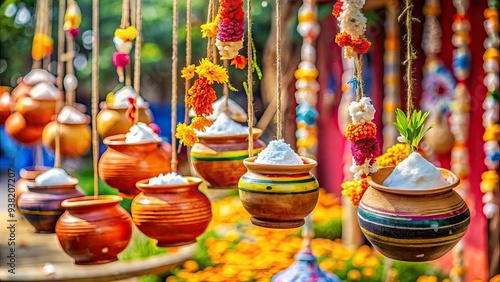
[56,195,133,265]
[5,112,45,144]
[15,96,57,126]
[15,166,50,204]
[132,177,212,247]
[0,87,12,124]
[238,156,320,229]
[190,128,266,189]
[99,134,171,198]
[18,180,85,233]
[358,167,470,262]
[97,102,153,138]
[42,120,91,157]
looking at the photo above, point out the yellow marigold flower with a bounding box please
[32,34,53,60]
[175,123,199,146]
[201,22,219,38]
[181,64,195,80]
[345,122,377,142]
[376,143,410,168]
[191,116,213,132]
[341,178,369,206]
[115,26,137,41]
[195,58,229,84]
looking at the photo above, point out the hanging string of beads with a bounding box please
[171,0,179,172]
[63,0,82,107]
[92,0,100,197]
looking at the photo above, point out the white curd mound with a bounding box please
[148,172,188,185]
[125,122,161,143]
[207,97,247,122]
[113,86,145,109]
[29,82,62,100]
[201,112,248,135]
[383,152,449,189]
[57,106,87,123]
[23,69,56,85]
[254,139,304,165]
[35,168,76,186]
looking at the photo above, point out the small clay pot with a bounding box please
[99,134,171,198]
[132,177,212,247]
[0,87,12,124]
[424,114,455,154]
[97,103,153,138]
[18,180,85,233]
[56,195,133,265]
[15,96,57,126]
[15,166,50,204]
[42,120,91,157]
[5,112,45,145]
[358,167,470,262]
[238,156,320,229]
[191,128,266,189]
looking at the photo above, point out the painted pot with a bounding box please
[190,128,266,189]
[238,156,320,229]
[99,134,171,198]
[5,112,45,145]
[132,177,212,247]
[358,167,470,262]
[15,96,57,126]
[18,180,85,233]
[56,195,133,265]
[97,102,153,138]
[15,166,50,205]
[42,120,91,157]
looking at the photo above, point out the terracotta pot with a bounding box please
[190,128,266,189]
[132,177,212,247]
[97,103,153,138]
[10,81,31,102]
[18,180,85,233]
[42,120,91,157]
[0,87,12,125]
[15,166,50,205]
[56,195,133,265]
[5,112,45,145]
[358,167,470,262]
[424,114,455,154]
[238,156,320,229]
[99,134,171,198]
[15,96,57,126]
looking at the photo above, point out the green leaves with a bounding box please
[393,108,434,152]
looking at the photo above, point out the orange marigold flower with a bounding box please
[351,37,371,54]
[186,77,217,116]
[376,143,410,168]
[191,116,214,132]
[181,64,196,80]
[345,122,377,142]
[231,55,247,70]
[32,33,53,60]
[175,123,199,146]
[341,178,369,206]
[195,58,229,84]
[335,33,352,47]
[332,0,343,18]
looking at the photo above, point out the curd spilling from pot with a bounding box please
[57,106,87,123]
[199,112,248,135]
[125,122,161,143]
[148,172,188,185]
[35,168,77,186]
[254,139,303,165]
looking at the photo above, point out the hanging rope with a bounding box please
[275,0,283,139]
[247,0,254,157]
[65,0,76,107]
[121,0,132,86]
[133,0,142,124]
[54,99,62,168]
[356,54,365,99]
[171,0,178,172]
[56,0,66,90]
[223,59,229,110]
[33,0,43,69]
[43,0,53,71]
[398,0,419,117]
[130,0,136,27]
[184,0,192,125]
[92,0,100,198]
[206,1,214,58]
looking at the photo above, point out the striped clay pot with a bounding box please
[358,166,470,262]
[131,177,212,247]
[190,128,266,189]
[238,156,320,229]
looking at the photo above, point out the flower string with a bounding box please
[113,0,137,84]
[216,0,245,60]
[63,0,82,106]
[171,0,179,172]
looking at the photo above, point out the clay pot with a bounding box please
[42,120,91,157]
[18,180,85,233]
[190,128,266,189]
[132,177,212,247]
[15,166,50,204]
[424,114,455,154]
[97,103,153,138]
[358,167,470,262]
[0,87,12,124]
[238,156,320,229]
[56,195,133,265]
[99,134,171,198]
[5,112,45,145]
[15,96,57,126]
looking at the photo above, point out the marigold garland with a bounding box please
[181,64,195,80]
[195,58,229,85]
[113,26,137,83]
[345,122,377,142]
[341,178,369,206]
[191,116,214,132]
[332,0,371,57]
[375,143,410,168]
[63,1,82,37]
[175,123,199,146]
[186,77,217,116]
[216,0,245,59]
[32,34,53,61]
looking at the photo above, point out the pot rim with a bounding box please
[367,166,460,195]
[103,134,162,145]
[196,128,263,141]
[20,166,51,178]
[26,179,79,190]
[243,156,317,174]
[99,101,150,110]
[136,176,203,190]
[61,195,122,209]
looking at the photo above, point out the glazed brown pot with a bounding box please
[5,112,45,145]
[15,166,50,205]
[42,120,91,157]
[18,180,85,233]
[190,128,266,189]
[132,177,212,247]
[99,134,171,198]
[56,195,133,265]
[15,96,57,126]
[238,156,320,229]
[97,102,153,138]
[358,166,470,262]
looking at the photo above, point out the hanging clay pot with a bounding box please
[18,180,85,233]
[99,134,171,198]
[132,177,212,247]
[42,120,91,157]
[358,167,470,262]
[15,96,58,126]
[423,113,455,154]
[238,156,320,229]
[5,112,45,145]
[190,128,266,189]
[15,166,50,205]
[0,87,12,124]
[97,102,153,138]
[56,195,133,265]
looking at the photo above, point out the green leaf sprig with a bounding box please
[393,108,434,152]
